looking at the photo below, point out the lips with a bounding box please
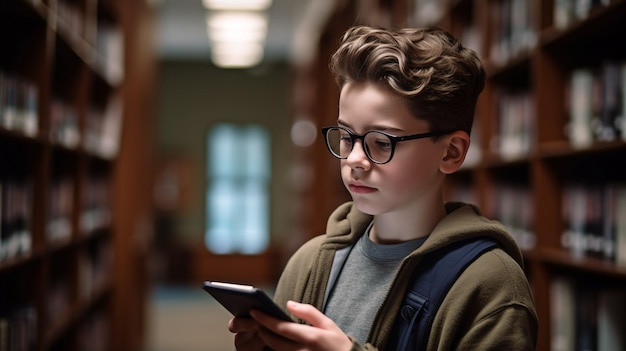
[348,183,377,194]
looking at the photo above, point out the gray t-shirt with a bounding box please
[324,223,427,344]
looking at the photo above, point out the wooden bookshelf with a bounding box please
[0,0,155,350]
[291,1,626,350]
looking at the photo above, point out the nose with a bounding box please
[345,140,371,169]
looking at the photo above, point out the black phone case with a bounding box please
[202,281,293,322]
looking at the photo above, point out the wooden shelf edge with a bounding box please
[463,140,626,169]
[0,250,41,272]
[539,0,626,48]
[538,140,626,160]
[528,247,626,280]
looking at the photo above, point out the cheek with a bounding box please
[384,164,428,193]
[384,149,442,189]
[340,162,351,183]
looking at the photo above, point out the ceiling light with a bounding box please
[208,28,266,44]
[202,0,272,11]
[206,11,268,36]
[211,42,264,68]
[205,11,268,68]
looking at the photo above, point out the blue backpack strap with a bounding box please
[389,237,498,351]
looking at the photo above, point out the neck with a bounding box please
[369,201,446,244]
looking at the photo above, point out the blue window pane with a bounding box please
[244,126,270,180]
[206,180,237,254]
[208,124,240,178]
[239,181,269,254]
[205,124,271,254]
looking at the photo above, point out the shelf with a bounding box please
[0,0,132,349]
[534,247,626,280]
[540,1,626,49]
[0,0,48,24]
[538,140,626,159]
[0,127,47,146]
[481,151,532,170]
[43,279,113,349]
[540,1,626,68]
[0,250,40,272]
[486,50,532,83]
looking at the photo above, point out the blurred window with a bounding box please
[205,123,270,254]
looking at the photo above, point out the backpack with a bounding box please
[388,237,498,351]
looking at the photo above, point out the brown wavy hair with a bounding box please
[329,26,485,135]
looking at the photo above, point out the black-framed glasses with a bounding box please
[321,126,451,164]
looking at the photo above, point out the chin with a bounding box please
[352,199,384,216]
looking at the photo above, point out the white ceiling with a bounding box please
[153,0,334,64]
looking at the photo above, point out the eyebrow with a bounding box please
[336,118,404,134]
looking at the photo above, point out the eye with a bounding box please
[338,130,352,143]
[370,134,392,151]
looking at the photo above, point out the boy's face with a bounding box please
[336,82,449,216]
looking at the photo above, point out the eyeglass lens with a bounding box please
[325,128,393,163]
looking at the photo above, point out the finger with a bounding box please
[256,325,300,351]
[250,310,307,343]
[252,307,352,351]
[240,311,298,350]
[286,301,340,331]
[234,331,267,351]
[228,316,259,333]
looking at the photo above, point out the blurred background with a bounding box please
[148,1,333,349]
[148,0,360,349]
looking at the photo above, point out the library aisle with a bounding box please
[146,285,234,351]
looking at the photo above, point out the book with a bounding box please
[568,69,595,148]
[551,277,576,351]
[597,61,621,142]
[620,62,626,141]
[601,184,616,261]
[493,90,534,160]
[575,288,598,351]
[555,0,576,29]
[562,184,588,258]
[616,184,626,267]
[597,289,626,351]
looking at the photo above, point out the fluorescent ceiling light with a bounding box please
[206,12,268,35]
[211,42,264,68]
[208,28,267,44]
[212,42,264,57]
[206,11,268,67]
[205,10,268,68]
[202,0,272,11]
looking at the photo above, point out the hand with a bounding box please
[251,300,353,351]
[228,315,266,351]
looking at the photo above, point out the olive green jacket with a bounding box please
[274,201,538,351]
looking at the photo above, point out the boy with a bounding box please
[228,25,538,351]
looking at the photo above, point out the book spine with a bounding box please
[597,289,626,350]
[596,61,620,141]
[568,69,595,148]
[550,277,576,351]
[616,184,626,267]
[575,288,598,351]
[562,182,623,262]
[617,61,626,141]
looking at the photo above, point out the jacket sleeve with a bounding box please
[273,235,326,312]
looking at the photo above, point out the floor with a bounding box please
[146,285,235,351]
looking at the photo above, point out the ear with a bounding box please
[440,131,471,174]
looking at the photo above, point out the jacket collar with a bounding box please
[321,201,524,268]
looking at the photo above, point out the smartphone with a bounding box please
[202,281,294,322]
